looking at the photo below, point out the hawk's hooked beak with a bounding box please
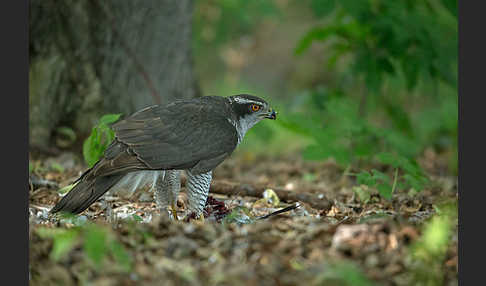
[265,108,277,120]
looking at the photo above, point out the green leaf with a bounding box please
[295,26,338,55]
[376,152,415,172]
[82,114,120,167]
[377,183,393,200]
[83,136,100,168]
[36,227,69,238]
[356,171,375,186]
[131,214,143,222]
[99,113,122,125]
[375,152,395,165]
[56,126,77,142]
[37,228,80,261]
[403,173,427,191]
[414,215,451,258]
[57,183,76,194]
[51,233,79,261]
[353,186,370,204]
[50,162,65,173]
[110,240,132,272]
[317,262,375,286]
[371,169,390,184]
[83,225,108,267]
[83,130,96,167]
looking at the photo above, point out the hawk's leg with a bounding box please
[185,170,212,220]
[154,170,180,220]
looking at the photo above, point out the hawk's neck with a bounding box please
[227,114,258,145]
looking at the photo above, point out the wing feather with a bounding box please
[112,97,238,174]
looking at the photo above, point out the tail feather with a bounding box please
[50,172,125,215]
[111,170,164,198]
[50,140,159,215]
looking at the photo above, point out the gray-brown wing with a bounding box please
[111,98,238,174]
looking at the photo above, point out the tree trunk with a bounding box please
[29,0,199,151]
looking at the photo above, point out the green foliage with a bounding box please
[280,0,457,199]
[356,169,394,200]
[36,227,80,261]
[376,153,428,191]
[57,183,76,194]
[29,160,47,175]
[55,126,77,148]
[131,214,143,222]
[352,186,371,204]
[408,201,457,285]
[414,93,458,174]
[83,224,108,267]
[109,240,132,272]
[298,0,458,92]
[49,162,65,173]
[35,222,132,272]
[278,93,430,197]
[83,113,121,167]
[316,261,376,286]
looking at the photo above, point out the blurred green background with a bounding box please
[192,0,457,187]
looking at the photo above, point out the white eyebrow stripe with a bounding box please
[232,97,264,105]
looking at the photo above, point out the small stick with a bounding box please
[257,203,301,220]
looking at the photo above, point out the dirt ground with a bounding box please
[29,150,458,286]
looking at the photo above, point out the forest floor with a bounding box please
[29,149,457,286]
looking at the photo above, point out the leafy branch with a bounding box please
[83,114,121,167]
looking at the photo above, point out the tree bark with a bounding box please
[29,0,199,150]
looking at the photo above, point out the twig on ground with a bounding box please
[257,203,301,220]
[181,178,332,211]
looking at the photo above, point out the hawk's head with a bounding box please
[227,94,277,142]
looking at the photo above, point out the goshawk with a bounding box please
[50,94,277,220]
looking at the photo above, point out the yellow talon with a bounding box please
[169,203,178,221]
[196,215,205,223]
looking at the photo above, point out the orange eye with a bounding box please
[250,104,261,112]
